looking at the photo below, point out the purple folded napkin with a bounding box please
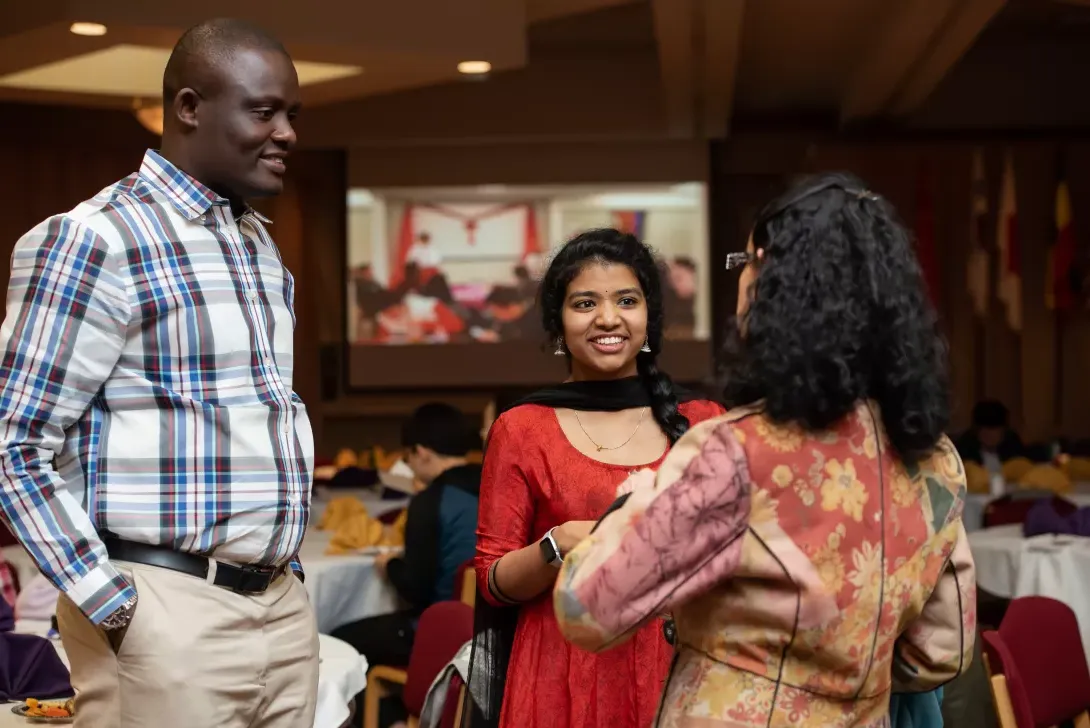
[0,596,72,701]
[1023,499,1090,538]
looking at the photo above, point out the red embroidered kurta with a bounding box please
[475,400,725,728]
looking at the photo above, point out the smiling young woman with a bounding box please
[464,229,724,728]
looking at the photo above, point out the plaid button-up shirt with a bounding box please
[0,150,313,623]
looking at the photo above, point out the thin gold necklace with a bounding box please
[574,408,648,452]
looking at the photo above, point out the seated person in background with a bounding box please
[332,403,481,668]
[955,399,1024,473]
[0,549,15,607]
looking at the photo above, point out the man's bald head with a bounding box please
[159,18,299,204]
[163,18,289,104]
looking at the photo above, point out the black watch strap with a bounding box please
[539,527,563,567]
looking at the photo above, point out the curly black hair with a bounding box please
[721,172,950,461]
[539,229,691,443]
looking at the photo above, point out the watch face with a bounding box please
[540,534,559,564]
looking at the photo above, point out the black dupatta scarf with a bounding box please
[461,377,702,727]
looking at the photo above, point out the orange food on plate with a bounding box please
[24,697,74,717]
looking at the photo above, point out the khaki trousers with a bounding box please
[57,560,319,728]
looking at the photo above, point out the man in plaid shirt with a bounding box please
[0,19,317,728]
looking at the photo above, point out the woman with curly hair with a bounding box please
[466,229,724,728]
[554,173,977,727]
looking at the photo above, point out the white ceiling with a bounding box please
[0,44,362,97]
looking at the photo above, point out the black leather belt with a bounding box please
[103,538,283,594]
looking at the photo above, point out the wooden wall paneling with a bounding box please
[979,145,1020,425]
[259,149,349,452]
[1012,143,1058,441]
[935,146,977,430]
[1059,144,1090,438]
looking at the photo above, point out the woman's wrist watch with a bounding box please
[539,527,563,568]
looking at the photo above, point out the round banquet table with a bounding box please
[968,524,1090,667]
[0,621,368,728]
[304,487,409,633]
[961,481,1090,532]
[2,487,410,635]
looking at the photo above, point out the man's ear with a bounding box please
[172,88,200,131]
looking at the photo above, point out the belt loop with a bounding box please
[205,558,218,586]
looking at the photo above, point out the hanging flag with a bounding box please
[966,149,990,318]
[915,165,941,308]
[996,152,1022,332]
[388,203,415,288]
[1047,173,1077,312]
[612,210,646,239]
[522,204,540,261]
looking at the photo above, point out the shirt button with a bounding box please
[249,290,258,301]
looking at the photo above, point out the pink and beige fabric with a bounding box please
[555,402,976,728]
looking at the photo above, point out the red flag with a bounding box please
[967,149,990,318]
[522,204,540,260]
[915,166,941,307]
[996,152,1022,331]
[1047,177,1077,312]
[388,204,415,288]
[611,210,646,238]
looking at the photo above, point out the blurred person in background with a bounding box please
[662,255,697,338]
[464,229,724,728]
[554,174,975,727]
[334,403,481,728]
[954,399,1024,473]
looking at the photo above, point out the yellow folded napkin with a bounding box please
[964,461,991,494]
[373,446,403,472]
[334,448,359,470]
[318,496,369,532]
[320,496,407,554]
[1002,457,1034,484]
[1063,456,1090,482]
[390,509,408,541]
[327,516,387,554]
[1017,464,1072,494]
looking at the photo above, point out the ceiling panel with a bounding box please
[0,44,362,98]
[734,0,896,113]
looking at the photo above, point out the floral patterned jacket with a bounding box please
[554,402,976,727]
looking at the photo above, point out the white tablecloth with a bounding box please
[2,487,409,634]
[305,488,408,633]
[0,622,367,728]
[963,484,1090,532]
[968,524,1090,665]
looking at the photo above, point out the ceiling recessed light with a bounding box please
[70,22,107,37]
[457,60,491,75]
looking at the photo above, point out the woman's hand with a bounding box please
[616,468,656,497]
[554,520,595,555]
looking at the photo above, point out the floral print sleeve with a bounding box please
[892,518,977,690]
[553,417,752,653]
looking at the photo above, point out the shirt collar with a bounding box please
[138,150,272,224]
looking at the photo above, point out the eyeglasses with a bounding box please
[725,252,754,271]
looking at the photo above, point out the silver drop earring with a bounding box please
[640,337,651,353]
[554,336,566,356]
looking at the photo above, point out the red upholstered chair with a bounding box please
[981,630,1033,728]
[983,494,1076,529]
[984,597,1090,727]
[363,601,474,728]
